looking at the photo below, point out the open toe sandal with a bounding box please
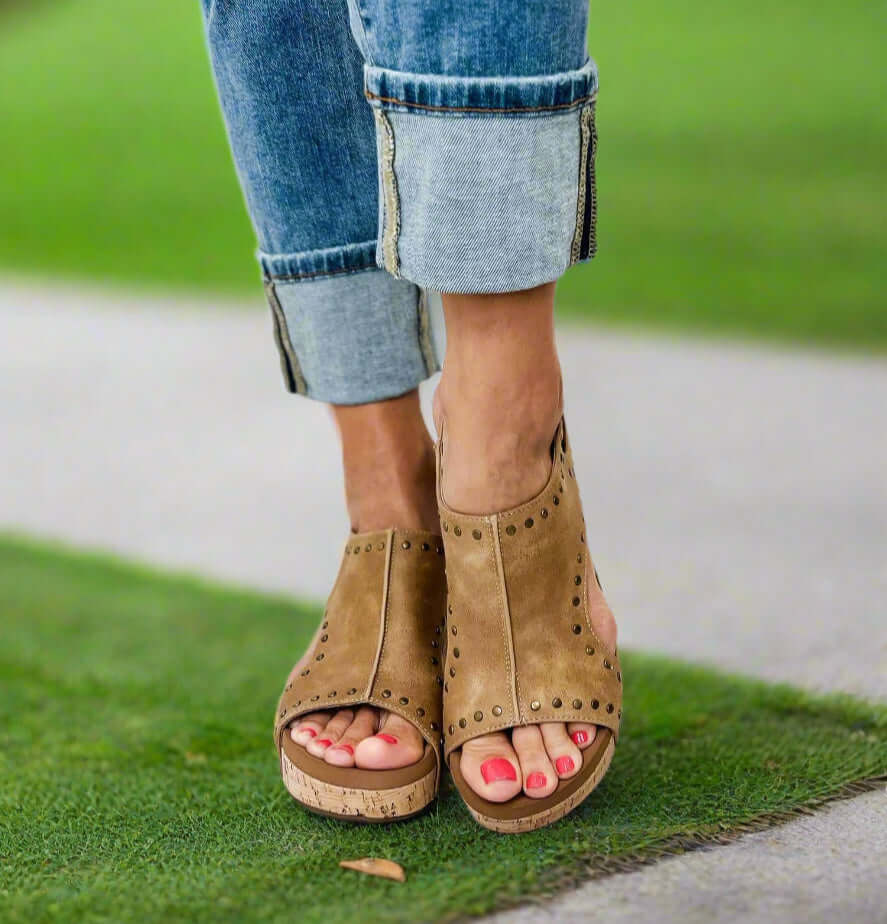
[274,527,447,823]
[436,415,622,833]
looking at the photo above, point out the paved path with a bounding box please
[2,280,885,922]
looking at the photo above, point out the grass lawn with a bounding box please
[0,0,884,348]
[1,534,885,923]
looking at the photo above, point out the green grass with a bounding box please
[0,0,884,348]
[1,534,885,923]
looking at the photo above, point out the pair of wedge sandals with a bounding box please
[274,414,622,833]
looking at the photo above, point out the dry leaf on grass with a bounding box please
[339,858,405,882]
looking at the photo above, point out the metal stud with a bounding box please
[506,524,517,536]
[452,647,460,658]
[444,682,449,693]
[530,700,541,711]
[572,624,582,634]
[541,508,549,518]
[354,546,360,554]
[321,634,328,642]
[607,703,614,713]
[382,689,391,698]
[574,575,582,585]
[492,705,503,716]
[416,707,425,717]
[328,691,336,697]
[451,626,457,636]
[459,718,467,729]
[430,722,439,731]
[618,709,622,719]
[552,697,562,708]
[436,545,443,554]
[585,646,595,656]
[311,694,320,701]
[431,656,439,665]
[322,621,328,629]
[448,603,453,614]
[572,597,581,607]
[399,696,409,705]
[365,544,372,552]
[402,540,411,550]
[580,533,585,543]
[474,711,483,722]
[448,724,455,735]
[553,495,560,505]
[591,699,599,709]
[572,699,582,709]
[453,526,462,536]
[449,667,456,677]
[617,671,622,682]
[472,529,482,540]
[577,553,583,564]
[443,522,449,532]
[604,659,612,670]
[431,639,439,648]
[421,542,430,551]
[315,653,324,661]
[347,688,357,695]
[377,541,385,550]
[525,517,534,528]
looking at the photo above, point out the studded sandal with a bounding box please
[436,415,622,833]
[274,527,447,823]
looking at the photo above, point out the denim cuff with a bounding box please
[364,59,599,293]
[264,266,440,404]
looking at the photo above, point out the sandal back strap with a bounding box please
[437,417,622,761]
[274,527,447,761]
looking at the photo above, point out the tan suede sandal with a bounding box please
[436,415,622,834]
[273,527,447,823]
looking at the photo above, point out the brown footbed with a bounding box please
[449,728,613,830]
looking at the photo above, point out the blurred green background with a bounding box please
[0,0,884,347]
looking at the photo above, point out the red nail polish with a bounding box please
[571,730,588,746]
[481,758,517,784]
[376,733,398,744]
[316,739,333,747]
[333,743,354,755]
[302,728,317,738]
[555,755,575,775]
[526,772,547,789]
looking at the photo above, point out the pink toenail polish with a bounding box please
[376,733,398,744]
[571,730,588,746]
[555,755,575,775]
[333,743,354,755]
[302,728,317,738]
[481,758,517,784]
[526,772,547,789]
[316,738,333,747]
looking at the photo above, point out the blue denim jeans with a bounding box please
[202,0,598,403]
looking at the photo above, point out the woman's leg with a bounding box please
[434,286,617,801]
[201,0,440,769]
[350,0,614,802]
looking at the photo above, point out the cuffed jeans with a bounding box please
[201,0,598,404]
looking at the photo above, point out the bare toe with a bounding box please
[512,725,558,798]
[540,723,582,779]
[458,732,522,803]
[355,711,424,770]
[290,711,330,746]
[306,708,353,757]
[323,707,376,765]
[566,722,597,750]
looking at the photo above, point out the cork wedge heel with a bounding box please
[435,415,622,834]
[274,527,447,823]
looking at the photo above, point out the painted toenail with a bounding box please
[316,739,333,747]
[376,733,398,744]
[481,758,517,784]
[301,728,316,738]
[332,743,354,754]
[571,730,588,746]
[526,772,547,789]
[555,756,575,775]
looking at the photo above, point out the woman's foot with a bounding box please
[435,284,618,803]
[287,389,439,772]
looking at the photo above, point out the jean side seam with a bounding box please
[365,89,597,115]
[416,289,437,376]
[264,279,308,395]
[374,109,402,278]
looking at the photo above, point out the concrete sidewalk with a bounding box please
[1,280,885,922]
